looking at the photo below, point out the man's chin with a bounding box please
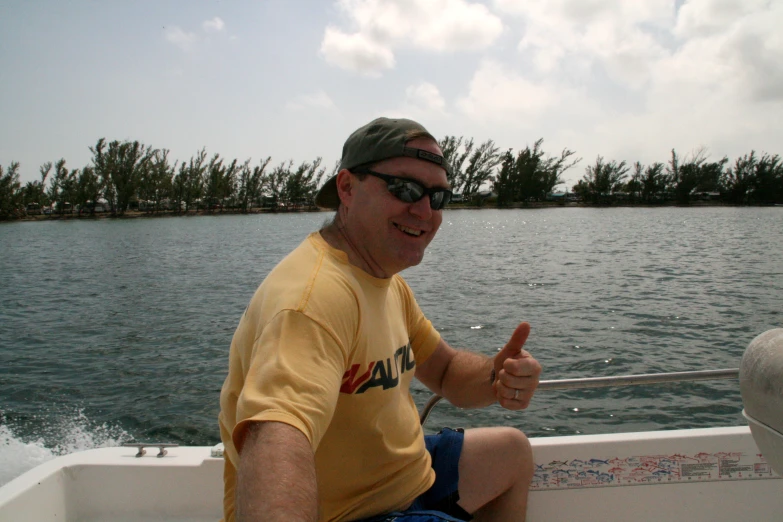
[396,251,426,271]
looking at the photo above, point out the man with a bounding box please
[219,117,542,522]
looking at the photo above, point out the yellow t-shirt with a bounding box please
[218,232,441,521]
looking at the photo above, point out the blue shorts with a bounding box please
[356,427,472,522]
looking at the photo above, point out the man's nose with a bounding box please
[408,194,433,219]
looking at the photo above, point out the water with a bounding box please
[1,207,782,486]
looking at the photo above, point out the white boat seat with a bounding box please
[740,328,783,474]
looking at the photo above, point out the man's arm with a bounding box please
[235,421,318,522]
[415,322,541,410]
[415,340,495,408]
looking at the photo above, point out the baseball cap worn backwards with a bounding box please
[315,117,451,209]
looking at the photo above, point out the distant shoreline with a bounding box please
[7,200,778,223]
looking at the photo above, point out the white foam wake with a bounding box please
[0,411,131,487]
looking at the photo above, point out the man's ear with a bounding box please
[335,169,355,207]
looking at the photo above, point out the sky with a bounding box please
[1,0,782,190]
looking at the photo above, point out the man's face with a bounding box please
[340,137,449,277]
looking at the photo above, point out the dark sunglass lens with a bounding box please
[386,180,411,202]
[389,183,412,202]
[405,182,425,202]
[430,192,444,210]
[380,172,449,209]
[432,191,451,210]
[390,180,424,203]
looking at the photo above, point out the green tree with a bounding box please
[172,162,188,212]
[668,148,727,204]
[90,138,153,215]
[722,152,757,204]
[750,153,783,204]
[21,181,42,212]
[572,179,590,201]
[20,162,52,212]
[75,166,101,215]
[171,148,207,212]
[187,150,207,211]
[624,162,643,202]
[519,139,577,201]
[439,136,470,194]
[493,140,578,204]
[138,149,175,213]
[265,161,290,205]
[440,136,501,199]
[223,159,239,209]
[237,157,271,212]
[640,162,666,203]
[0,162,22,219]
[722,151,783,204]
[462,140,501,199]
[280,158,326,207]
[203,154,225,211]
[47,159,77,215]
[63,168,81,214]
[579,156,629,203]
[494,150,515,207]
[91,141,116,213]
[203,154,239,211]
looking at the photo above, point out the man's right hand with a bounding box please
[493,322,541,410]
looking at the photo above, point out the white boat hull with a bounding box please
[0,426,779,521]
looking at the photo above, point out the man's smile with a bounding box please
[394,222,424,237]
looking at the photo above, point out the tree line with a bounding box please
[573,148,783,205]
[0,138,332,219]
[441,137,782,206]
[2,137,782,220]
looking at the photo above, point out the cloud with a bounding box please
[165,26,197,52]
[320,0,503,74]
[494,0,783,100]
[475,1,782,167]
[203,17,225,32]
[674,0,768,38]
[497,0,673,89]
[650,1,783,103]
[405,82,447,113]
[165,18,230,52]
[456,60,557,123]
[286,91,337,111]
[716,5,783,102]
[368,82,449,123]
[320,27,395,76]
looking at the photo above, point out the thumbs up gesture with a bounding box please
[493,322,541,410]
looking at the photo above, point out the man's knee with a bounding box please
[456,427,533,514]
[494,427,533,480]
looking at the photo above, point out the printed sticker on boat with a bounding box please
[532,451,780,490]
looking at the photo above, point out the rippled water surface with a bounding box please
[1,207,782,483]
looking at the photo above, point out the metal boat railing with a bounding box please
[419,368,740,426]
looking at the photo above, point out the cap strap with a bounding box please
[401,147,448,170]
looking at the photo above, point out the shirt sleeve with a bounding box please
[233,309,347,453]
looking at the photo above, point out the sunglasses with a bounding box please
[352,168,452,210]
